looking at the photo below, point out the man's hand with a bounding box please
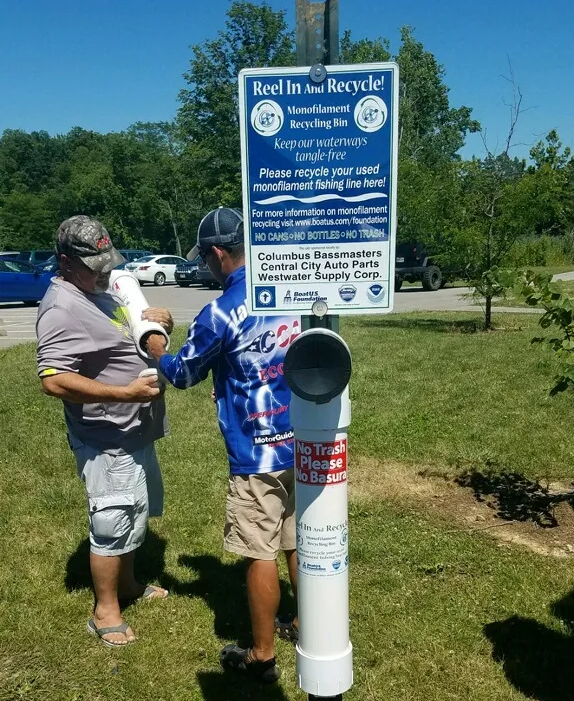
[145,332,168,361]
[143,307,174,335]
[122,375,162,402]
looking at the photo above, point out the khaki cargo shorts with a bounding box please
[72,439,164,556]
[224,468,295,560]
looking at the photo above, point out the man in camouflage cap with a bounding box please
[37,215,173,647]
[55,214,126,279]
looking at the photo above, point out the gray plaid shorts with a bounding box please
[72,439,163,556]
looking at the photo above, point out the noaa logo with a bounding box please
[254,286,276,308]
[251,100,284,137]
[332,560,342,571]
[354,95,388,133]
[338,285,357,302]
[367,283,386,304]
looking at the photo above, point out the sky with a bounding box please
[0,0,572,161]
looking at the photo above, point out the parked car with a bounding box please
[175,256,201,287]
[0,258,54,305]
[395,241,448,292]
[125,255,188,286]
[196,260,221,289]
[116,249,153,269]
[6,250,55,265]
[37,255,59,273]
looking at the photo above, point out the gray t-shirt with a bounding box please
[36,278,168,452]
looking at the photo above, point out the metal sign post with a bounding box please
[296,0,339,334]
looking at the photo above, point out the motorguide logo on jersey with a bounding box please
[296,439,347,485]
[254,430,294,446]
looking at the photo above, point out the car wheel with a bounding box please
[154,272,166,286]
[422,265,442,291]
[178,282,190,288]
[395,277,403,292]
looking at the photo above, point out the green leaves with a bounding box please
[521,270,574,394]
[176,1,294,214]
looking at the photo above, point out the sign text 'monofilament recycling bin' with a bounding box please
[239,63,399,316]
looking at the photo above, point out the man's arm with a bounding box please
[145,320,222,389]
[42,373,161,403]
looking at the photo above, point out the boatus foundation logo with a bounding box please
[367,284,386,304]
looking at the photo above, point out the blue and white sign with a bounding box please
[239,63,399,315]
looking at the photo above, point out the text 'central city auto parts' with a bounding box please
[239,63,399,315]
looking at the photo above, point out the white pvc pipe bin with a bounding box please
[108,270,169,360]
[285,328,353,699]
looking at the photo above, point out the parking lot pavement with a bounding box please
[0,277,551,350]
[0,284,220,349]
[0,305,41,349]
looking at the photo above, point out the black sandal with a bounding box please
[275,614,299,643]
[220,645,280,684]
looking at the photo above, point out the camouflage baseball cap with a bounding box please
[55,215,125,273]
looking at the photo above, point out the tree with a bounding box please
[128,122,197,256]
[452,73,529,330]
[395,27,480,166]
[177,1,295,211]
[0,191,57,249]
[340,27,480,250]
[522,270,574,395]
[524,130,573,237]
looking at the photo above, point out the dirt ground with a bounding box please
[350,457,574,558]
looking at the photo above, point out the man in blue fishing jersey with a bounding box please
[146,207,300,683]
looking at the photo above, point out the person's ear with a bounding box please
[212,246,225,263]
[59,254,73,273]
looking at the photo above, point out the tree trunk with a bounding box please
[485,294,492,331]
[173,227,182,258]
[166,201,182,257]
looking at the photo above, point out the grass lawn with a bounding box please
[1,312,574,701]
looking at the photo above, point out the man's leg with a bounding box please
[116,549,168,600]
[284,548,298,629]
[246,558,281,662]
[114,444,167,601]
[90,552,135,644]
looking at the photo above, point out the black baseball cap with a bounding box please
[187,207,244,261]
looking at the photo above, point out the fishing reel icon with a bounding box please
[251,99,284,137]
[354,95,388,132]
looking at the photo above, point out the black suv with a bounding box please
[395,241,445,291]
[175,256,201,287]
